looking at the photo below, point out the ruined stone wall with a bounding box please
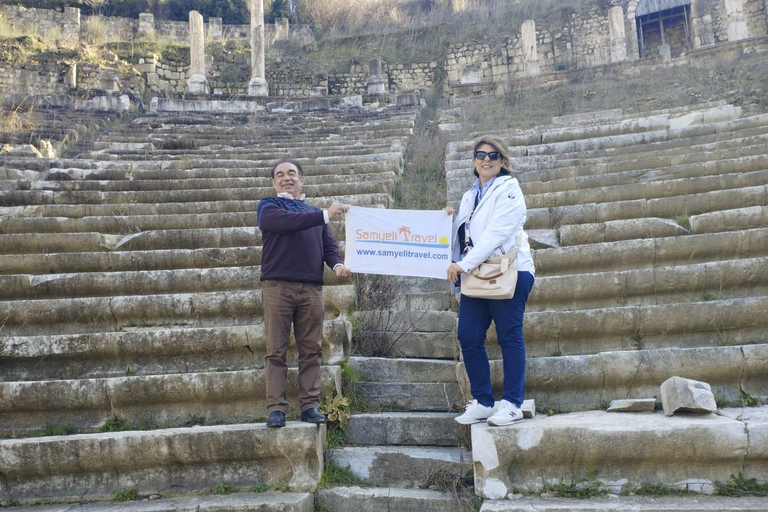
[745,0,768,37]
[0,5,80,41]
[566,8,612,69]
[0,63,66,101]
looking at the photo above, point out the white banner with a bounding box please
[344,206,453,279]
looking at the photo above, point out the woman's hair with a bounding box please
[472,134,512,178]
[270,157,304,178]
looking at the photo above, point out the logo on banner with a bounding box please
[355,226,450,249]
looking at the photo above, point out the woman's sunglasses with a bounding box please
[474,151,501,161]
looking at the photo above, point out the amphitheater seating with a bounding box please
[0,101,419,504]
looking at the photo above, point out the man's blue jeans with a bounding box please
[457,271,535,408]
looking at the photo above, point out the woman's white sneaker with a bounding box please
[487,399,524,426]
[454,399,496,425]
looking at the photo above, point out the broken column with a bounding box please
[725,0,750,42]
[188,11,210,95]
[521,19,540,78]
[249,0,269,96]
[367,58,387,95]
[609,6,628,63]
[138,13,155,41]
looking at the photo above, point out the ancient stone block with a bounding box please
[660,376,717,416]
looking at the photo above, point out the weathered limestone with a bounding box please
[0,493,315,511]
[248,0,268,96]
[367,58,387,96]
[457,345,768,412]
[330,446,472,487]
[345,412,463,446]
[609,6,627,63]
[0,320,350,381]
[187,11,210,95]
[472,411,752,498]
[0,366,342,431]
[317,487,465,512]
[660,376,718,416]
[0,423,324,500]
[607,398,656,413]
[725,0,750,41]
[521,20,539,77]
[480,495,768,511]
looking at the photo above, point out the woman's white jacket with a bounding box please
[451,175,535,278]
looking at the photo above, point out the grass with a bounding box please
[99,416,131,433]
[715,392,765,408]
[631,482,690,496]
[111,489,139,502]
[317,460,365,489]
[542,469,605,499]
[42,423,77,436]
[422,470,479,512]
[715,472,768,497]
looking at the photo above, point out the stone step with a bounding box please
[3,493,315,511]
[690,205,768,234]
[480,496,768,511]
[471,407,766,498]
[450,119,768,178]
[462,344,768,412]
[520,296,768,357]
[355,310,456,333]
[347,356,457,382]
[330,446,472,487]
[353,381,462,412]
[0,366,341,432]
[533,228,768,276]
[0,319,349,381]
[521,152,768,203]
[528,256,768,310]
[527,183,768,231]
[0,287,354,336]
[451,110,768,161]
[524,169,768,210]
[0,228,260,255]
[345,412,464,447]
[518,132,768,185]
[0,423,323,501]
[555,200,768,246]
[0,246,259,274]
[316,486,469,512]
[390,332,457,359]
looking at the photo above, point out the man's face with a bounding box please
[272,162,304,199]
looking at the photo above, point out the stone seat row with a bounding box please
[514,128,768,181]
[0,366,343,433]
[447,119,768,197]
[0,286,354,336]
[557,205,768,246]
[446,111,768,180]
[454,103,748,155]
[0,423,325,502]
[0,319,350,382]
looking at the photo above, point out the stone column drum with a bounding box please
[521,19,540,78]
[188,10,210,95]
[249,0,269,96]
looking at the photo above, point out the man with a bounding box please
[257,157,351,428]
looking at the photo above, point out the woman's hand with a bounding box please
[446,262,464,283]
[444,206,456,217]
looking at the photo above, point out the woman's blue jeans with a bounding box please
[457,271,535,408]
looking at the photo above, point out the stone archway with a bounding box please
[634,0,692,59]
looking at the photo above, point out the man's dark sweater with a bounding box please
[257,197,343,284]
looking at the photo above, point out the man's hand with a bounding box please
[327,202,350,220]
[334,264,352,278]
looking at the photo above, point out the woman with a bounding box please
[445,134,535,426]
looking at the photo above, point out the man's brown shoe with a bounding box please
[266,410,285,428]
